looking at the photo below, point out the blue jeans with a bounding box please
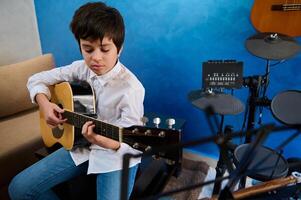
[8,148,138,200]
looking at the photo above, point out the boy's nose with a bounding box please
[91,49,103,61]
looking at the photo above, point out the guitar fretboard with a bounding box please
[272,4,301,11]
[63,110,121,141]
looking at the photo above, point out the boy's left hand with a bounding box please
[81,121,121,151]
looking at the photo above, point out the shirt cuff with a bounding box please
[30,86,51,104]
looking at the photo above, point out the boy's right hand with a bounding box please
[36,93,67,128]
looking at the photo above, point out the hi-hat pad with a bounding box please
[271,90,301,126]
[188,90,245,115]
[245,32,301,60]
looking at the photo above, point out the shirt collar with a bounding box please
[89,60,122,86]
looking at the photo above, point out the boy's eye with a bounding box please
[84,49,94,53]
[101,48,109,52]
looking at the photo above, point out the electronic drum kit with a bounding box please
[188,32,301,198]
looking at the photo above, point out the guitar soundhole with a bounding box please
[58,103,64,109]
[52,124,64,139]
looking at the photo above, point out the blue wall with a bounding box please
[34,0,301,159]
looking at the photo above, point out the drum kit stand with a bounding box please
[188,32,301,199]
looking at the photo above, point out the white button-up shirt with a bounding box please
[27,60,144,174]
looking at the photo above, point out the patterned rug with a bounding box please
[163,158,210,200]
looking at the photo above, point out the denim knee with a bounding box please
[8,175,27,200]
[8,173,38,200]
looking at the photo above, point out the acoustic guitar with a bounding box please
[250,0,301,36]
[39,82,181,161]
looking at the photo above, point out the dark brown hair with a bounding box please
[70,2,125,52]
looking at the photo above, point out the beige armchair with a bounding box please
[0,54,54,198]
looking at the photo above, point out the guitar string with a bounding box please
[65,110,147,147]
[66,110,120,139]
[283,0,301,10]
[64,110,176,150]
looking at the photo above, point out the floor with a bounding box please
[183,149,217,168]
[183,149,218,199]
[182,149,254,199]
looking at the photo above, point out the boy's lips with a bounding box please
[91,64,105,69]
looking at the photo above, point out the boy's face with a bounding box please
[80,37,119,75]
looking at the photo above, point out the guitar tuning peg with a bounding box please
[141,116,149,126]
[145,146,152,152]
[166,118,176,129]
[153,117,161,128]
[133,143,139,149]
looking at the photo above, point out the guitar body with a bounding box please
[251,0,301,36]
[40,82,95,150]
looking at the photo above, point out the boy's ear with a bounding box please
[118,46,123,57]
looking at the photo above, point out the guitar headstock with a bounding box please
[122,115,185,162]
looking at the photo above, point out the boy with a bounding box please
[8,2,144,200]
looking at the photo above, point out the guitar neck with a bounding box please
[211,175,299,200]
[62,110,121,142]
